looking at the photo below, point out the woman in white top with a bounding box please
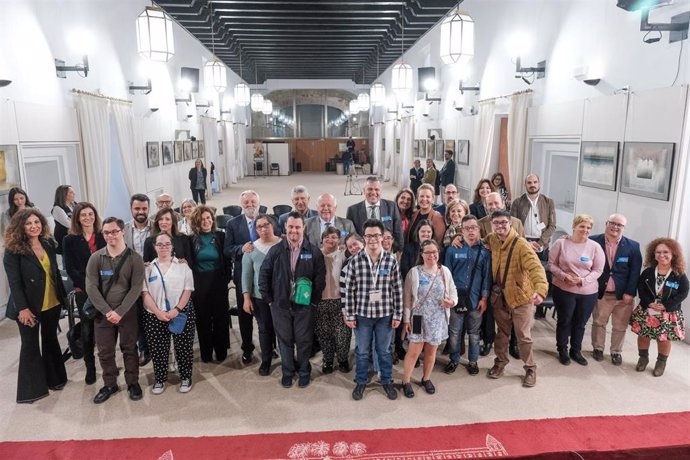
[51,185,76,254]
[402,239,458,398]
[177,199,196,235]
[142,232,195,394]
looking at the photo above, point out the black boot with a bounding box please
[636,349,649,372]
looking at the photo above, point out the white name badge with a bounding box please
[369,289,382,302]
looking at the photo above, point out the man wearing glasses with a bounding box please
[342,219,403,401]
[485,210,548,387]
[589,214,642,366]
[86,217,145,404]
[434,183,459,217]
[346,177,403,251]
[444,215,492,376]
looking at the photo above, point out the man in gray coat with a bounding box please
[305,193,357,248]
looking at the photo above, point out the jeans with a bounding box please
[449,309,483,363]
[354,315,394,384]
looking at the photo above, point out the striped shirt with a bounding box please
[341,249,403,321]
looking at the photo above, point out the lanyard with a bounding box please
[365,251,382,289]
[654,268,670,297]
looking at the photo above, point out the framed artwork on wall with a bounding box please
[183,141,192,161]
[198,141,205,158]
[426,139,435,158]
[457,139,470,165]
[174,141,184,162]
[444,139,456,158]
[0,145,21,194]
[413,140,419,158]
[146,142,160,168]
[578,141,619,191]
[161,141,173,165]
[218,140,224,156]
[434,140,444,161]
[418,140,426,159]
[620,142,675,201]
[191,141,199,159]
[395,138,400,154]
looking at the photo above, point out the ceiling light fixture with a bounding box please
[261,99,273,115]
[357,92,370,112]
[136,5,175,62]
[234,46,250,107]
[439,3,475,65]
[370,48,386,106]
[349,99,360,114]
[203,1,227,93]
[391,3,413,93]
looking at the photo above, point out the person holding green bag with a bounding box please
[259,211,326,389]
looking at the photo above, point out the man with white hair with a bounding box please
[304,193,357,247]
[278,185,318,234]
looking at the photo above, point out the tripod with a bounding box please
[344,160,362,196]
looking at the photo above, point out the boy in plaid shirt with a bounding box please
[342,219,403,401]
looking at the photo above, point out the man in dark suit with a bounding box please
[305,193,357,247]
[409,159,424,196]
[277,185,318,234]
[346,176,403,251]
[589,214,642,366]
[223,190,260,364]
[439,149,456,199]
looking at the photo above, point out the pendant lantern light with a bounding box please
[439,5,475,65]
[136,5,175,62]
[349,99,360,114]
[251,93,265,111]
[234,45,250,107]
[261,99,273,115]
[357,92,370,112]
[391,3,413,92]
[203,1,227,92]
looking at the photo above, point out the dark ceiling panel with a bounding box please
[157,0,460,83]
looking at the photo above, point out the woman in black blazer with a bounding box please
[188,159,208,204]
[63,202,106,385]
[630,238,688,377]
[143,208,193,263]
[3,209,67,403]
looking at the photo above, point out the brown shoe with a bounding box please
[636,356,649,372]
[487,364,504,379]
[652,359,666,377]
[523,369,536,387]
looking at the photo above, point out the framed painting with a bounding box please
[191,141,199,159]
[146,142,160,168]
[0,145,21,194]
[161,141,173,165]
[198,141,205,158]
[434,140,444,161]
[444,139,456,157]
[578,141,619,191]
[620,142,675,200]
[218,140,223,156]
[418,140,426,159]
[174,141,184,163]
[183,141,192,161]
[457,139,470,165]
[426,139,435,159]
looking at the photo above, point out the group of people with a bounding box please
[2,167,687,405]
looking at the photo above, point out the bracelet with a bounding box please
[174,305,182,312]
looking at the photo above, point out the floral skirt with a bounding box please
[629,306,685,342]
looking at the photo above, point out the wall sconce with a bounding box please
[425,93,441,103]
[128,79,152,95]
[515,57,546,85]
[0,79,11,87]
[175,94,192,104]
[573,66,601,86]
[55,55,89,78]
[459,81,480,94]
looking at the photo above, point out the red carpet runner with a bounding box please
[2,411,690,459]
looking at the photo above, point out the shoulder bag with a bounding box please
[82,248,131,320]
[153,262,188,334]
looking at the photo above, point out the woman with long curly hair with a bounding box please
[3,209,67,403]
[469,179,495,219]
[630,238,688,377]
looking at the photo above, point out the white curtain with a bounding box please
[237,125,247,179]
[474,99,497,186]
[201,117,219,191]
[110,101,140,196]
[383,120,395,181]
[224,123,237,184]
[372,123,383,176]
[398,116,414,189]
[507,91,532,197]
[75,94,111,212]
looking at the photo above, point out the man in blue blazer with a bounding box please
[346,176,403,251]
[277,185,318,234]
[224,190,261,364]
[589,214,642,366]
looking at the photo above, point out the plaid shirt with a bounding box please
[341,250,403,321]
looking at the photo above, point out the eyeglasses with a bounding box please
[363,233,382,240]
[607,221,625,228]
[157,201,172,206]
[102,229,122,236]
[491,220,510,227]
[155,243,173,248]
[462,225,480,231]
[382,236,393,241]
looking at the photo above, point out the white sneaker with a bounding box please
[179,379,192,393]
[151,382,166,395]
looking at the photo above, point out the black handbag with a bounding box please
[454,247,482,314]
[83,249,132,320]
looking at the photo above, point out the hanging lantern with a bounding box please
[439,10,475,65]
[136,6,175,62]
[349,99,360,114]
[357,93,370,112]
[250,93,265,111]
[391,62,413,92]
[234,82,250,107]
[261,99,273,115]
[370,82,386,106]
[204,57,227,93]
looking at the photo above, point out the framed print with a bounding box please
[146,142,160,168]
[444,139,456,157]
[183,141,192,161]
[418,140,426,159]
[413,140,419,158]
[426,139,435,159]
[174,141,183,163]
[620,142,675,201]
[578,141,619,191]
[191,141,199,159]
[198,141,205,158]
[395,138,400,154]
[218,140,224,156]
[0,145,21,194]
[161,141,173,165]
[434,140,444,161]
[457,139,470,165]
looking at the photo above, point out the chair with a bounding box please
[223,205,242,217]
[269,163,280,176]
[272,205,292,217]
[259,205,268,214]
[215,214,233,231]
